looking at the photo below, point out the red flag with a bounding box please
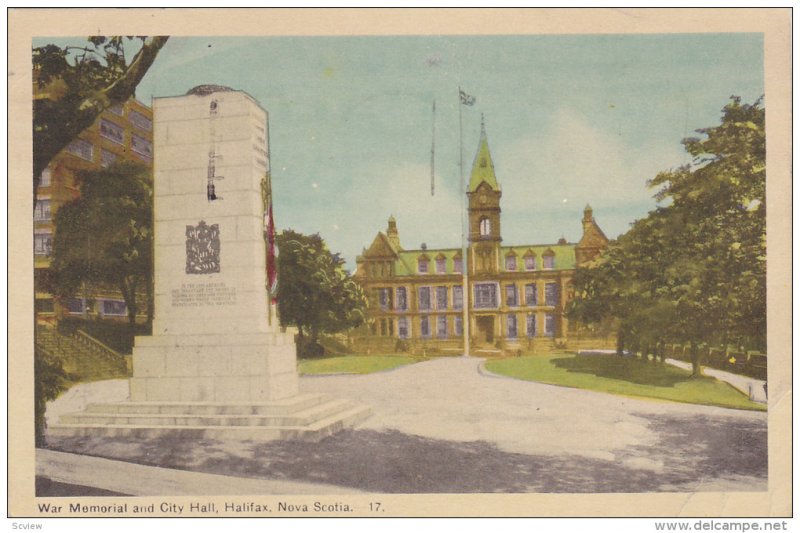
[266,200,278,303]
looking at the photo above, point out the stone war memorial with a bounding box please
[49,85,371,440]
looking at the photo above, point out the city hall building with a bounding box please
[353,123,609,355]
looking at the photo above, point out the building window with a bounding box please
[398,317,409,339]
[210,99,219,115]
[420,316,431,338]
[545,313,556,337]
[545,282,559,306]
[543,254,555,270]
[474,283,498,309]
[108,103,124,116]
[99,119,125,144]
[39,168,51,187]
[505,284,518,307]
[524,254,536,271]
[67,298,86,314]
[131,134,153,160]
[437,316,448,338]
[479,217,491,238]
[526,314,537,337]
[128,110,152,131]
[395,287,407,311]
[66,139,94,161]
[525,283,538,306]
[34,200,51,222]
[507,315,518,338]
[453,257,463,273]
[505,255,517,271]
[418,287,431,311]
[452,286,463,310]
[35,298,55,314]
[435,256,446,274]
[378,288,392,311]
[455,315,463,336]
[101,299,127,317]
[436,286,448,310]
[33,233,52,256]
[418,257,429,274]
[99,148,118,168]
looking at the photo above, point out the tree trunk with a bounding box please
[658,340,666,363]
[616,328,625,356]
[690,340,701,377]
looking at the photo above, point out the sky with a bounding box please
[38,34,764,269]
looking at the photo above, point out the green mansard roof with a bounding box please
[468,121,500,193]
[385,243,576,276]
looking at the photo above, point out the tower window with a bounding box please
[479,217,491,238]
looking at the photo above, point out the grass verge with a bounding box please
[299,355,420,375]
[485,353,766,411]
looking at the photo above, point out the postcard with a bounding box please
[8,7,792,521]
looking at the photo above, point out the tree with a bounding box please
[51,161,153,330]
[568,97,766,375]
[34,345,68,447]
[33,36,169,198]
[276,229,367,355]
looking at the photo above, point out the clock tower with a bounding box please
[467,118,502,274]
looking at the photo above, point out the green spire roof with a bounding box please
[468,118,500,192]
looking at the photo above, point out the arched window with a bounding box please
[479,217,491,238]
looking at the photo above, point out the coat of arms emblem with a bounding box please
[185,220,220,274]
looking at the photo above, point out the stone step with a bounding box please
[47,404,372,442]
[60,398,355,427]
[82,393,328,416]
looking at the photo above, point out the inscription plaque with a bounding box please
[171,282,237,307]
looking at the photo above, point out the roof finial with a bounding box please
[481,113,486,134]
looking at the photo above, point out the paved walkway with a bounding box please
[665,358,767,403]
[44,357,767,493]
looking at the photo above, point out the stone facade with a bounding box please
[354,122,609,355]
[129,86,297,402]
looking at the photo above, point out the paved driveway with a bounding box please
[45,356,767,493]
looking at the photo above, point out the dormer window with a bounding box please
[435,255,447,274]
[543,250,555,270]
[453,256,463,274]
[505,254,517,271]
[524,253,536,271]
[418,257,429,274]
[479,217,491,238]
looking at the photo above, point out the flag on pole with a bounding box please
[265,196,278,303]
[459,89,476,106]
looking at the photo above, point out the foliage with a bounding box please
[34,345,68,446]
[567,97,766,374]
[486,354,765,411]
[276,230,368,356]
[51,161,153,329]
[33,35,168,197]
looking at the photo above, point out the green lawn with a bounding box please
[486,353,766,411]
[298,355,420,375]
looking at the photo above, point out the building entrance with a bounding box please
[476,316,494,345]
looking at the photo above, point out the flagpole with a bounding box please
[459,87,470,358]
[431,99,436,196]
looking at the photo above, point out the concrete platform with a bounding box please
[49,393,371,442]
